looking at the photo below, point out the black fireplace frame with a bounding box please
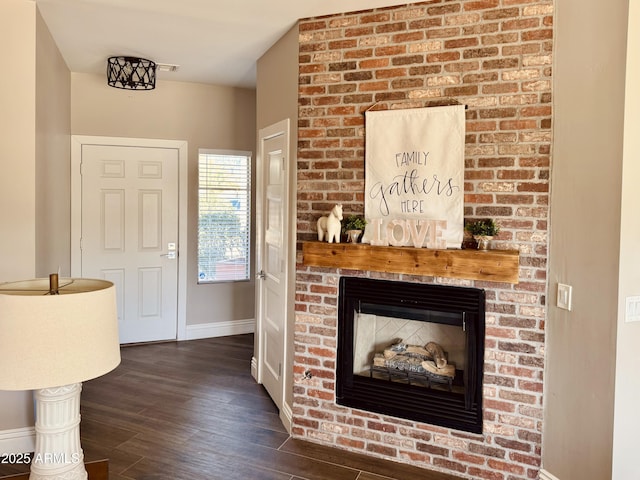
[336,276,485,434]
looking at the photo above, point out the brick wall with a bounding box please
[294,1,552,479]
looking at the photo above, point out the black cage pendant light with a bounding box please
[107,56,156,90]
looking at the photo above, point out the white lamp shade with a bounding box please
[0,278,121,391]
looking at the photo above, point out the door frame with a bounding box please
[70,135,189,341]
[254,119,292,431]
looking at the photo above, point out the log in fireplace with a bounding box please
[336,277,485,433]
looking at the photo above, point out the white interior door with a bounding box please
[257,122,289,410]
[80,144,179,344]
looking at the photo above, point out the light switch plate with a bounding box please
[557,283,572,311]
[625,296,640,323]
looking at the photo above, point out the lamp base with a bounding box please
[30,383,87,480]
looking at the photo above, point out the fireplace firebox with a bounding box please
[336,277,485,433]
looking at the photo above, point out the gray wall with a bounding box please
[256,23,299,416]
[612,2,640,477]
[71,73,257,327]
[36,5,71,277]
[544,0,629,478]
[0,0,69,440]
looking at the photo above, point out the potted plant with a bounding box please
[342,215,367,243]
[465,218,500,250]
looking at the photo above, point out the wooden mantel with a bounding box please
[302,241,520,284]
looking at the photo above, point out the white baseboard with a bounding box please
[184,319,255,340]
[0,427,35,454]
[280,401,293,434]
[539,469,560,480]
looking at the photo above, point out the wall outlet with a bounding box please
[557,283,572,311]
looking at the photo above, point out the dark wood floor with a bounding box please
[0,334,461,480]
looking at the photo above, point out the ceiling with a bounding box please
[35,0,406,89]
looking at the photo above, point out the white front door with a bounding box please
[79,144,179,344]
[256,121,290,411]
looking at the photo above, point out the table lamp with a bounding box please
[0,275,120,480]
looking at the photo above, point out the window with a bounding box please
[198,150,251,283]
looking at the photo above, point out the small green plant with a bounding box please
[465,218,500,237]
[342,214,367,233]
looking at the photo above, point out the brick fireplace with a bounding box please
[336,276,487,434]
[293,2,551,479]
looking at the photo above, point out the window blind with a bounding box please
[198,151,251,283]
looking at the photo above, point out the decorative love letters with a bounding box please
[361,105,465,249]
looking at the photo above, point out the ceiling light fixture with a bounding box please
[107,56,156,90]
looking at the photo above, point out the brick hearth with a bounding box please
[293,2,551,479]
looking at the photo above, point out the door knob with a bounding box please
[257,270,266,280]
[160,243,177,259]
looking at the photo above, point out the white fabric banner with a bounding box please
[362,105,465,249]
